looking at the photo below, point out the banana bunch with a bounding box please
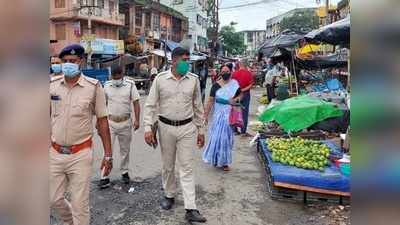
[258,96,269,105]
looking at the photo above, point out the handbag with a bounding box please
[229,106,244,128]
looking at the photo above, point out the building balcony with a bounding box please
[50,4,125,26]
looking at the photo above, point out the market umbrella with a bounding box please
[298,44,321,54]
[258,95,343,132]
[305,16,350,47]
[295,53,348,70]
[259,30,304,57]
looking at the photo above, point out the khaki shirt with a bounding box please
[143,69,205,134]
[50,75,108,146]
[104,78,140,116]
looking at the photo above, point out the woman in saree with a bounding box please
[203,65,242,171]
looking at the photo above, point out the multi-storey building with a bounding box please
[242,30,266,56]
[159,0,208,52]
[265,7,316,40]
[119,0,188,51]
[50,0,125,56]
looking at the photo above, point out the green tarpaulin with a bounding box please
[258,96,343,132]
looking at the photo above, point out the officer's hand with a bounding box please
[101,158,113,176]
[133,120,140,131]
[144,131,155,146]
[197,134,205,148]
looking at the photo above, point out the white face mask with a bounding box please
[112,79,123,87]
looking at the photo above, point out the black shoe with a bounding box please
[99,178,111,189]
[185,209,207,223]
[160,197,174,210]
[122,173,130,184]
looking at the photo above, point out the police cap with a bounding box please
[59,44,85,59]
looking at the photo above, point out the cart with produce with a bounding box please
[257,137,350,204]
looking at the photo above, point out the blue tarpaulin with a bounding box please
[259,138,350,192]
[312,78,344,92]
[163,40,180,51]
[82,69,109,86]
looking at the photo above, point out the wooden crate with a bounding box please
[259,130,327,140]
[257,144,350,205]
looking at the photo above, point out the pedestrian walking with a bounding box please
[49,44,113,225]
[100,65,141,188]
[232,59,254,137]
[203,65,241,171]
[143,47,207,223]
[198,61,208,103]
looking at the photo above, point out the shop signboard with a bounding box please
[81,38,125,55]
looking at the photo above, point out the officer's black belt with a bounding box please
[159,116,192,126]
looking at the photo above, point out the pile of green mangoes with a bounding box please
[267,137,330,171]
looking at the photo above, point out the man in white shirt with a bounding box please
[264,60,282,102]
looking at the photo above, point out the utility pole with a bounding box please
[208,0,219,59]
[325,0,329,25]
[87,6,93,68]
[79,0,98,68]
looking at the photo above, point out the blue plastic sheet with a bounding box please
[82,69,109,86]
[259,138,350,192]
[312,79,344,92]
[326,79,344,91]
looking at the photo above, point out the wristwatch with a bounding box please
[104,156,113,162]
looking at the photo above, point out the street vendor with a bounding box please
[263,59,283,102]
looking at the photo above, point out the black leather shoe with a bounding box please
[160,197,174,210]
[185,209,207,223]
[121,173,130,184]
[98,178,111,189]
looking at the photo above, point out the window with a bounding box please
[247,33,253,42]
[135,7,143,27]
[55,0,65,8]
[173,0,183,4]
[109,1,114,16]
[197,14,202,25]
[55,24,66,40]
[97,0,104,8]
[202,18,207,29]
[145,12,151,29]
[153,13,160,31]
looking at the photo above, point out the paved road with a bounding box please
[53,84,329,225]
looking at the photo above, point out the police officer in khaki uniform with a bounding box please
[49,44,113,225]
[50,56,62,79]
[101,65,141,187]
[144,47,207,223]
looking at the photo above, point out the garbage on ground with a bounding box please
[128,187,135,193]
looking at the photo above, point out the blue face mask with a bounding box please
[51,64,62,74]
[62,63,80,77]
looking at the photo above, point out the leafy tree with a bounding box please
[280,11,319,33]
[219,23,246,56]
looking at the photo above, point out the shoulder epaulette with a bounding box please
[82,75,99,86]
[187,72,199,78]
[158,71,170,77]
[124,78,134,84]
[50,75,63,83]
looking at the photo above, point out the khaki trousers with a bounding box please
[158,121,197,210]
[49,147,93,225]
[109,120,132,175]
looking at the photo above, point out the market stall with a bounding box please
[252,55,350,203]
